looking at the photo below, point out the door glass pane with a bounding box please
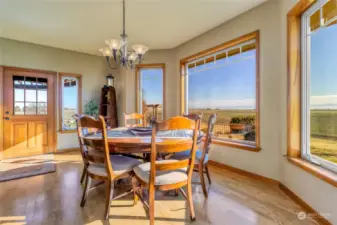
[139,68,164,122]
[14,89,24,102]
[38,103,47,115]
[14,102,24,115]
[12,76,47,115]
[25,90,37,102]
[25,102,37,115]
[38,90,47,103]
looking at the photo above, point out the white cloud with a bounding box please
[311,95,337,109]
[189,98,255,109]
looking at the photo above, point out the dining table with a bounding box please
[85,127,204,157]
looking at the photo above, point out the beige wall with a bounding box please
[0,38,109,150]
[279,0,337,224]
[173,0,283,181]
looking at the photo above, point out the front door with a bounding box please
[2,69,55,159]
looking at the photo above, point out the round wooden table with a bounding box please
[86,127,202,155]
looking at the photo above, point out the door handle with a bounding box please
[4,117,10,120]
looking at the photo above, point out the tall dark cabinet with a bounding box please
[99,86,118,128]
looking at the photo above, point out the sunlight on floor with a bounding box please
[0,216,26,225]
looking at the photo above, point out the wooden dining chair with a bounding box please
[124,113,145,127]
[78,115,140,219]
[183,113,203,131]
[132,116,200,225]
[171,114,216,198]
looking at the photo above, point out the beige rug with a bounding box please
[0,154,55,182]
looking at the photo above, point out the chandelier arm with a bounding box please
[106,56,121,69]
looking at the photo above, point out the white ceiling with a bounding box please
[0,0,267,55]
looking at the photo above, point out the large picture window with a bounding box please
[301,0,337,172]
[181,31,260,150]
[59,73,82,132]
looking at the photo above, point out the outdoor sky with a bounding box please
[140,68,163,105]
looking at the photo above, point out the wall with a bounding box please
[279,0,337,224]
[172,0,283,181]
[0,38,109,150]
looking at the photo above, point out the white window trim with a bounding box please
[301,0,337,173]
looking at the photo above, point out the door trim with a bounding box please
[0,66,57,159]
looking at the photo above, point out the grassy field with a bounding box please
[190,108,337,164]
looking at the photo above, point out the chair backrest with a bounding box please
[183,113,203,131]
[149,116,200,186]
[124,113,145,127]
[75,114,100,165]
[200,114,217,163]
[77,115,114,179]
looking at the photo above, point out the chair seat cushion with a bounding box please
[87,155,140,177]
[171,149,208,164]
[133,160,188,185]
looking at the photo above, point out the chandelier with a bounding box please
[98,0,149,69]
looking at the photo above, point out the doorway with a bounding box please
[1,67,56,159]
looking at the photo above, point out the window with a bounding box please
[181,31,260,150]
[59,73,82,132]
[13,76,48,115]
[136,64,165,122]
[301,0,337,172]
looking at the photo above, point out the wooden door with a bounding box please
[2,69,55,159]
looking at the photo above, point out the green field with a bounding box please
[190,108,337,164]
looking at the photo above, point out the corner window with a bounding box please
[301,0,337,171]
[136,64,165,121]
[181,31,260,150]
[59,73,82,132]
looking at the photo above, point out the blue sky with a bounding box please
[310,24,337,109]
[188,50,256,109]
[139,68,163,105]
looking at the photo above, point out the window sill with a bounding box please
[286,157,337,188]
[212,139,261,152]
[59,130,77,134]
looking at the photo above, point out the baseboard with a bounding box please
[55,148,80,154]
[208,160,332,225]
[279,183,331,225]
[208,160,279,186]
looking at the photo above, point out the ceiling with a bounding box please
[0,0,267,55]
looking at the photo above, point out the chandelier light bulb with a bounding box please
[98,47,112,56]
[128,53,137,61]
[132,44,149,55]
[105,39,120,50]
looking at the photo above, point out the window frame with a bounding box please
[180,31,260,151]
[301,0,337,173]
[58,72,82,133]
[135,63,166,120]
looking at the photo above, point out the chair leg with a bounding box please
[187,181,196,221]
[205,164,212,184]
[104,181,114,220]
[199,164,208,198]
[131,176,139,205]
[80,165,87,184]
[149,185,155,225]
[80,175,92,207]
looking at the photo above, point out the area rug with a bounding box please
[0,154,55,182]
